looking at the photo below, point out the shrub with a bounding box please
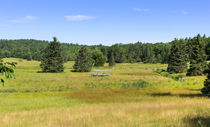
[121,80,149,88]
[92,50,107,67]
[155,69,187,82]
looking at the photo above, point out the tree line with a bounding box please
[1,35,210,64]
[0,39,171,64]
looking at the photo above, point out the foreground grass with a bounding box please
[0,89,210,127]
[0,58,209,127]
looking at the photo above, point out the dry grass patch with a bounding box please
[1,97,210,127]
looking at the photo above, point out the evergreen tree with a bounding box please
[201,63,210,96]
[167,39,188,73]
[22,48,32,61]
[92,50,107,66]
[73,46,93,72]
[111,44,125,63]
[109,51,115,66]
[143,46,156,63]
[40,37,64,72]
[187,35,207,76]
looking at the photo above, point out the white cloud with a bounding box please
[133,8,150,12]
[172,10,189,15]
[25,16,37,20]
[65,15,94,21]
[181,10,189,15]
[9,15,38,23]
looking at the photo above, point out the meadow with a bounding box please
[0,58,209,127]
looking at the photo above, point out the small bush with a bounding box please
[155,69,187,82]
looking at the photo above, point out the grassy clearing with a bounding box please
[1,58,204,91]
[0,58,209,127]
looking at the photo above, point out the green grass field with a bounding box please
[0,58,209,127]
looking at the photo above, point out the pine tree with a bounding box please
[73,46,93,72]
[109,51,115,66]
[201,63,210,96]
[40,37,64,72]
[167,39,188,73]
[143,46,156,63]
[186,35,207,76]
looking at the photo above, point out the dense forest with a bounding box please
[1,34,210,64]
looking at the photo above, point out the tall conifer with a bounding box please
[73,46,93,72]
[40,37,64,72]
[109,52,115,66]
[201,63,210,96]
[167,39,188,73]
[186,35,207,76]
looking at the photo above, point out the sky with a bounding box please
[0,0,210,45]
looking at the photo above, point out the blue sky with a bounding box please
[0,0,210,45]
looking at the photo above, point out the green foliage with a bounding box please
[92,50,107,66]
[142,45,156,63]
[111,44,125,63]
[100,47,108,59]
[0,62,16,86]
[40,37,64,73]
[108,50,115,66]
[156,69,187,82]
[73,46,93,72]
[2,34,210,66]
[0,39,82,61]
[167,39,188,73]
[201,63,210,96]
[0,39,48,61]
[153,43,171,64]
[187,35,207,76]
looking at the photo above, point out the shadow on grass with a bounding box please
[37,71,65,73]
[183,116,210,127]
[151,92,205,98]
[188,89,202,91]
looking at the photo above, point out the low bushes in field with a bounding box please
[121,80,150,88]
[84,80,150,89]
[24,89,41,93]
[0,89,17,93]
[0,89,42,93]
[155,69,187,82]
